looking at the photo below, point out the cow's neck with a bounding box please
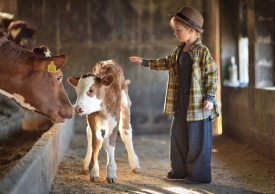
[0,37,36,111]
[0,89,37,111]
[0,39,32,76]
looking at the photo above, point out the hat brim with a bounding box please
[168,14,204,33]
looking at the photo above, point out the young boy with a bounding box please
[129,6,219,184]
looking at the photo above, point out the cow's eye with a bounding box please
[57,75,62,81]
[88,89,93,93]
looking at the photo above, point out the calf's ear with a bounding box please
[101,75,114,87]
[68,77,80,87]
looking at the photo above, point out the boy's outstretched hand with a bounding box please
[129,56,142,65]
[204,100,213,111]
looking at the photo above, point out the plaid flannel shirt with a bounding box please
[145,39,219,121]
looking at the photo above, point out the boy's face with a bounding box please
[172,21,192,43]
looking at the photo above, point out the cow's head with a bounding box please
[6,20,37,49]
[0,44,73,123]
[68,74,114,115]
[29,53,73,123]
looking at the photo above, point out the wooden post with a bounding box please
[203,0,222,135]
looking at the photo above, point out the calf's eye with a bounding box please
[88,89,93,93]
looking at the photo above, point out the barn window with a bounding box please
[254,0,275,89]
[238,1,249,87]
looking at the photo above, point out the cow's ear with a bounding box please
[68,77,80,87]
[37,54,67,72]
[101,75,114,87]
[51,54,67,70]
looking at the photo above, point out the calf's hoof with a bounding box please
[106,178,116,184]
[83,165,89,172]
[90,177,100,182]
[132,168,141,174]
[82,166,89,174]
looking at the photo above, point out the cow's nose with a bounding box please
[74,106,83,114]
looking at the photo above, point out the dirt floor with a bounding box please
[0,129,48,179]
[50,131,275,194]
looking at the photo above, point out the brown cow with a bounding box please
[0,11,14,33]
[68,60,140,184]
[0,34,73,123]
[0,12,37,49]
[6,20,37,49]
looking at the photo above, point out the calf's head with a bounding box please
[68,74,114,115]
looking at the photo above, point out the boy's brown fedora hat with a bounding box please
[169,7,204,33]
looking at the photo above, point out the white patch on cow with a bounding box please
[11,28,21,39]
[95,117,105,140]
[0,89,36,111]
[74,77,102,115]
[121,90,128,106]
[0,12,14,19]
[102,60,113,66]
[44,48,51,57]
[95,113,117,137]
[90,161,100,178]
[103,138,117,179]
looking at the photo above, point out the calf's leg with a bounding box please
[87,113,103,182]
[103,130,117,184]
[119,102,141,173]
[89,129,103,182]
[119,124,141,173]
[83,126,92,171]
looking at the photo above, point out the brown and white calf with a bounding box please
[68,60,140,184]
[0,33,73,123]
